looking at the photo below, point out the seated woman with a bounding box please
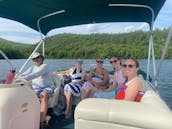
[94,55,126,99]
[64,58,86,119]
[81,58,109,100]
[115,58,145,102]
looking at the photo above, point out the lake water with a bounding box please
[0,59,172,109]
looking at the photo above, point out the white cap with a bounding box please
[31,52,41,59]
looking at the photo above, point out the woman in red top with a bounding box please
[115,58,145,102]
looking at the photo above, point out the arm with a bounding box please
[93,69,109,89]
[80,70,86,83]
[20,67,33,77]
[21,64,48,81]
[103,72,117,92]
[87,69,94,81]
[124,79,142,101]
[104,81,117,92]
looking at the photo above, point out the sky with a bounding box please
[0,0,171,44]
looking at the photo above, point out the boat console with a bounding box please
[0,80,40,129]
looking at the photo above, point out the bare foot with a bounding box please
[65,109,71,119]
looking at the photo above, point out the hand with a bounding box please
[13,77,28,86]
[92,82,100,88]
[13,77,23,83]
[71,81,77,85]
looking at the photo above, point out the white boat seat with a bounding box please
[75,90,172,129]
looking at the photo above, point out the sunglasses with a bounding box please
[32,56,40,60]
[96,60,103,63]
[77,61,83,64]
[123,64,136,68]
[109,60,117,64]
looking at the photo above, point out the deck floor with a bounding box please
[46,114,74,129]
[45,108,75,129]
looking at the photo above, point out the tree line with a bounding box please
[0,28,171,59]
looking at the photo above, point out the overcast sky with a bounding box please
[0,0,171,44]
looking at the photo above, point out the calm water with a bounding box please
[0,59,172,109]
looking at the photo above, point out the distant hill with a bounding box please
[0,28,171,59]
[44,28,172,59]
[0,38,35,59]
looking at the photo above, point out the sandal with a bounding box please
[65,111,72,119]
[40,121,47,129]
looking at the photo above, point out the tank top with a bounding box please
[91,68,104,80]
[115,77,145,102]
[71,68,82,83]
[115,69,126,85]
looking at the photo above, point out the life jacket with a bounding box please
[115,83,144,102]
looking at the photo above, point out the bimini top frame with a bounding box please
[17,3,163,89]
[0,0,164,89]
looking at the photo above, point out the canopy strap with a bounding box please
[153,25,172,82]
[147,28,158,88]
[151,32,157,87]
[146,31,152,82]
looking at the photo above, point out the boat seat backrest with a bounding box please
[48,73,61,108]
[141,90,171,111]
[138,74,154,90]
[75,90,172,129]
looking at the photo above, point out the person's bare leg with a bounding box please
[40,92,49,123]
[89,86,97,98]
[65,91,72,119]
[81,88,90,100]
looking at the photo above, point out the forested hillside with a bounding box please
[44,28,171,59]
[0,28,171,59]
[0,38,35,59]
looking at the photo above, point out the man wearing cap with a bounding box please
[19,52,54,128]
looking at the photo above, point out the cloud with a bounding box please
[48,23,150,36]
[0,35,40,44]
[85,24,98,33]
[123,23,149,32]
[0,18,38,33]
[137,23,149,30]
[0,18,41,43]
[124,25,135,32]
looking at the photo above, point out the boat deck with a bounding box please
[47,114,74,129]
[46,107,75,129]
